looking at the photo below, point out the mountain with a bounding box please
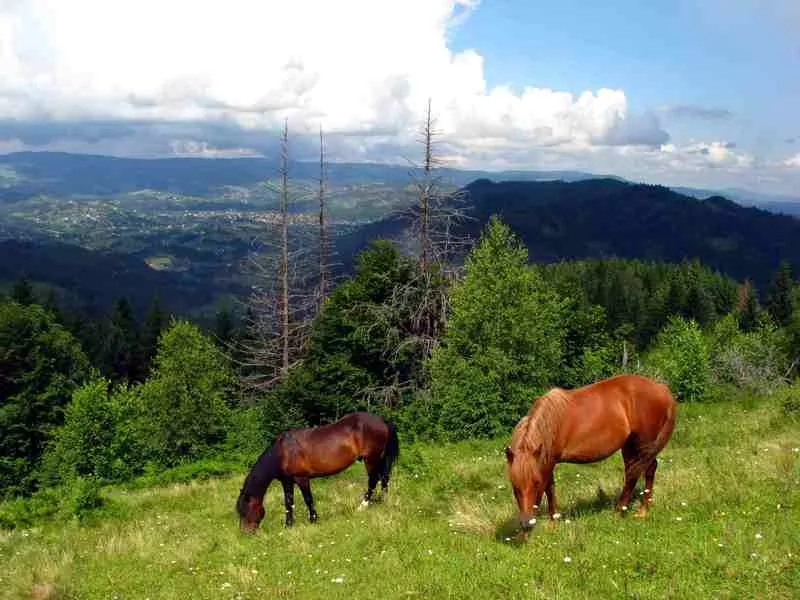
[350,178,800,290]
[2,152,798,312]
[673,186,800,218]
[0,151,606,199]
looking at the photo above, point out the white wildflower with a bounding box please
[563,556,572,563]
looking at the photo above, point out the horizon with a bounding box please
[1,1,798,195]
[4,149,798,203]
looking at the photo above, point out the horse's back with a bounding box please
[597,374,676,445]
[556,374,675,462]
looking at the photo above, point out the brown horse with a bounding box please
[236,412,399,532]
[505,374,676,530]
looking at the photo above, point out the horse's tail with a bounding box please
[380,419,400,484]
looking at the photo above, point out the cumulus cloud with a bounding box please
[784,154,800,168]
[0,0,668,161]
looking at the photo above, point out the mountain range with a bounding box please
[1,151,798,317]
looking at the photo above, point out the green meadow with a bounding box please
[1,397,798,600]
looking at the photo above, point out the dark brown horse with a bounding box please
[236,412,399,532]
[505,374,676,530]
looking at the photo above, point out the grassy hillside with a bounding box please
[1,397,798,599]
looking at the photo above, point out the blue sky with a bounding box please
[0,0,798,195]
[451,0,799,162]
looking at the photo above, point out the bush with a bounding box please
[708,315,789,395]
[137,321,234,466]
[63,476,104,519]
[41,380,149,485]
[780,384,800,417]
[646,316,710,402]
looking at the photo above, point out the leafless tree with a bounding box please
[352,100,474,407]
[235,121,330,393]
[317,126,331,313]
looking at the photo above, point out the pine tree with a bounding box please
[428,217,567,439]
[765,260,794,327]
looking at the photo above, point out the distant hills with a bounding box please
[2,151,796,215]
[348,178,800,291]
[1,151,799,315]
[0,151,604,198]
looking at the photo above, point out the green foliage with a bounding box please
[64,475,104,519]
[646,316,710,402]
[41,379,148,484]
[765,260,795,327]
[541,257,738,350]
[136,320,235,467]
[0,299,92,496]
[708,314,789,395]
[274,240,422,425]
[429,217,567,438]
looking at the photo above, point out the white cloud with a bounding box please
[783,154,800,168]
[0,0,665,156]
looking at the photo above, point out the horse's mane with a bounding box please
[512,388,571,466]
[236,439,282,516]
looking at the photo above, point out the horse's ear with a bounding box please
[504,446,514,464]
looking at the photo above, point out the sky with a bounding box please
[0,0,798,194]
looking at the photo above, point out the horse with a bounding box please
[505,374,676,531]
[236,411,400,532]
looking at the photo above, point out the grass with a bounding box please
[1,397,798,599]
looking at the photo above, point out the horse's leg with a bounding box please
[634,459,658,519]
[360,455,381,509]
[616,443,643,514]
[379,455,391,497]
[281,478,295,527]
[295,477,318,523]
[545,470,560,519]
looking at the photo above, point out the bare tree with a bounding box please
[235,121,325,393]
[278,120,291,374]
[353,100,474,408]
[317,126,331,313]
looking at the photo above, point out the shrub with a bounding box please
[709,315,789,395]
[646,316,710,402]
[41,380,149,485]
[137,321,234,466]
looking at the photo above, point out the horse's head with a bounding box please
[236,491,265,533]
[505,444,544,531]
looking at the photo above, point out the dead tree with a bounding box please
[356,100,473,408]
[317,126,331,313]
[236,121,323,393]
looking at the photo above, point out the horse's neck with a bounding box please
[527,392,569,465]
[247,448,281,499]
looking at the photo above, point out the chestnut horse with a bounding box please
[237,412,399,532]
[505,374,676,530]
